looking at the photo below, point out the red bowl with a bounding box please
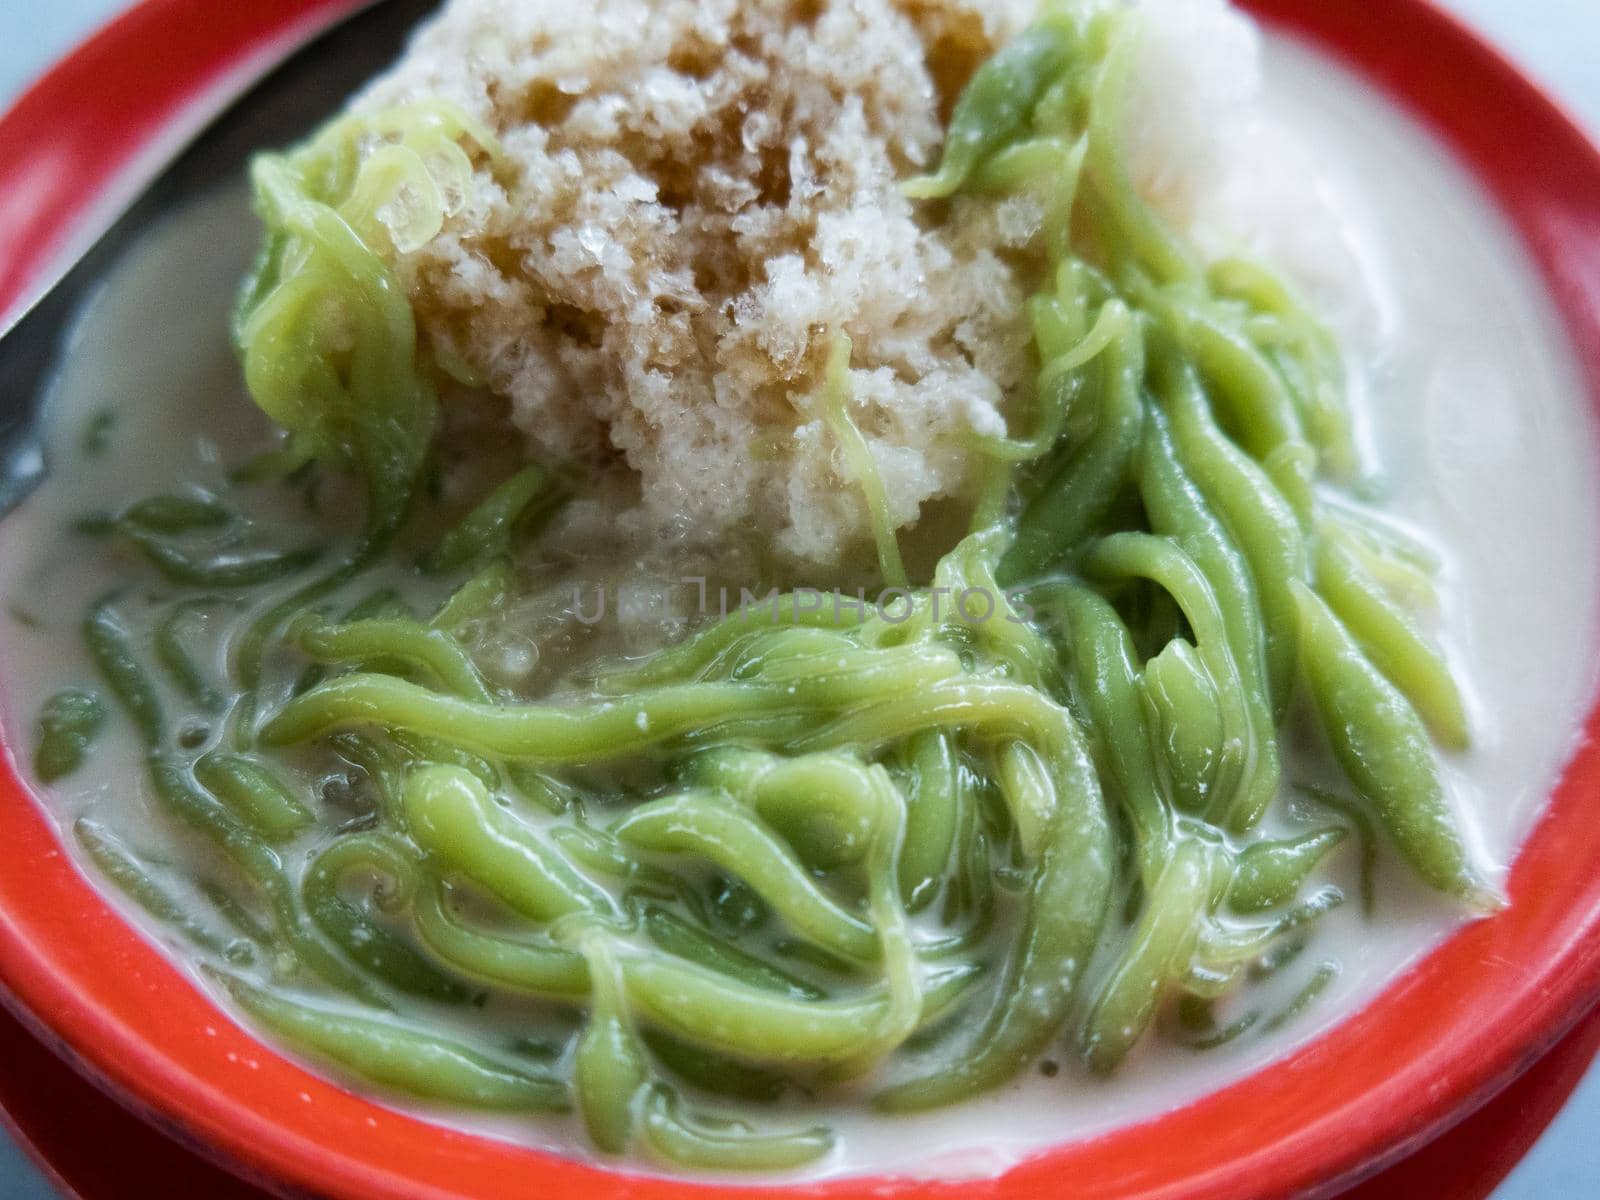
[3,1,1600,1198]
[4,982,1597,1200]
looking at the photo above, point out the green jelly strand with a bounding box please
[221,974,567,1110]
[34,688,106,783]
[1291,582,1490,905]
[903,10,1077,200]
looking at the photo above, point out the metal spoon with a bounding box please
[0,0,440,513]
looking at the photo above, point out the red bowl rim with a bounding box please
[4,1,1600,1198]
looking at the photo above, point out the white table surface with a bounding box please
[0,2,1597,1197]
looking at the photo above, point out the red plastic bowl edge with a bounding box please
[3,1,1600,1199]
[0,0,370,327]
